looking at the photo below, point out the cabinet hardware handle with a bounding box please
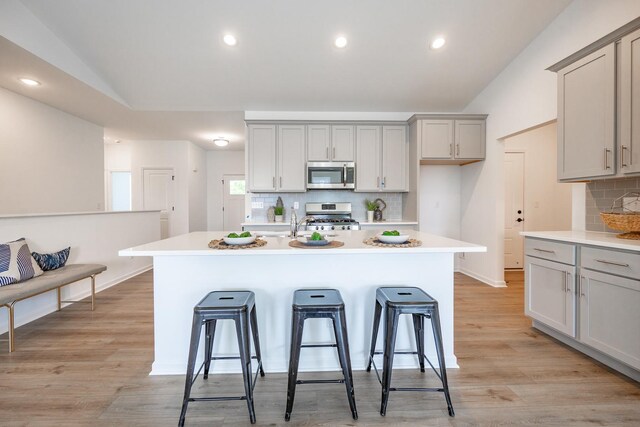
[326,147,329,158]
[333,147,336,158]
[604,148,611,169]
[621,145,629,167]
[382,177,386,188]
[595,259,629,268]
[580,276,586,297]
[280,176,282,187]
[565,272,572,293]
[533,248,555,253]
[449,143,453,156]
[456,144,460,156]
[563,271,568,293]
[272,176,275,187]
[377,177,380,188]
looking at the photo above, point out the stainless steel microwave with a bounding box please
[307,162,356,189]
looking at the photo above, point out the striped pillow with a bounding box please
[31,247,70,271]
[0,238,44,286]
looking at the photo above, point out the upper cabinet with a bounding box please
[355,125,408,192]
[409,114,487,165]
[248,123,306,192]
[550,20,640,181]
[307,125,354,162]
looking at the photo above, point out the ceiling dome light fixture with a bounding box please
[213,138,229,147]
[430,37,446,50]
[19,77,41,86]
[334,36,348,48]
[223,34,237,46]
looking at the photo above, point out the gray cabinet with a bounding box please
[557,44,616,180]
[355,125,407,192]
[621,27,640,174]
[410,115,487,165]
[248,124,306,192]
[307,125,354,162]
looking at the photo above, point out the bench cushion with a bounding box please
[0,264,106,305]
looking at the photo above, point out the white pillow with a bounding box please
[0,238,44,286]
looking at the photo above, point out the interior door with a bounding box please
[143,168,174,239]
[504,152,525,268]
[223,175,246,231]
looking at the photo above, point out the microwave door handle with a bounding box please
[343,165,347,187]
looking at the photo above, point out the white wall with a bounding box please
[419,165,461,239]
[188,144,207,232]
[459,0,640,286]
[504,122,573,232]
[0,211,159,336]
[104,140,191,236]
[0,87,104,214]
[207,151,245,230]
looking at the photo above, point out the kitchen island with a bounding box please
[120,230,485,375]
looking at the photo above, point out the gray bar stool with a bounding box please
[179,290,265,426]
[366,286,454,417]
[285,289,358,421]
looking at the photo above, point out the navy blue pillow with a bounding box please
[31,247,70,271]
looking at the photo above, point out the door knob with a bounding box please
[516,218,523,222]
[517,210,522,214]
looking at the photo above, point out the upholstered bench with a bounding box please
[0,263,106,352]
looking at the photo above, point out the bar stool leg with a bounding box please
[179,312,203,427]
[249,305,265,377]
[234,311,256,424]
[203,319,217,379]
[430,306,454,417]
[380,306,399,416]
[366,299,383,372]
[412,314,426,373]
[333,311,358,420]
[285,311,304,421]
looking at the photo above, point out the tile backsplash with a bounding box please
[585,177,640,232]
[249,191,403,222]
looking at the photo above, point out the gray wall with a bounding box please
[585,177,640,232]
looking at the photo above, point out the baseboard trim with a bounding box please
[457,268,507,287]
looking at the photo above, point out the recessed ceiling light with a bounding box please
[430,37,446,50]
[213,138,229,147]
[223,34,237,46]
[19,78,41,86]
[334,36,348,48]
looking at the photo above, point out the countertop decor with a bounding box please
[288,240,344,249]
[208,238,267,250]
[363,237,421,248]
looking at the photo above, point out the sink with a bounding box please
[254,231,291,238]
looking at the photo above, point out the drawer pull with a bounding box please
[533,248,555,254]
[595,259,630,268]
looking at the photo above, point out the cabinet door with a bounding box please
[331,125,355,161]
[248,124,276,192]
[621,28,640,174]
[579,269,640,370]
[381,125,407,191]
[307,125,330,161]
[355,126,381,191]
[557,44,615,180]
[277,125,306,192]
[525,256,576,337]
[455,120,485,159]
[420,120,453,159]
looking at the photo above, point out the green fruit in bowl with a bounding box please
[310,232,324,241]
[227,232,239,238]
[382,230,400,236]
[239,231,251,238]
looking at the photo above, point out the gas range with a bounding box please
[304,202,360,231]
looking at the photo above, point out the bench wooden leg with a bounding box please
[57,287,62,311]
[2,303,16,353]
[91,274,96,311]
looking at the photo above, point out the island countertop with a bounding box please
[119,230,486,256]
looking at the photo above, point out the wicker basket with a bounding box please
[600,192,640,240]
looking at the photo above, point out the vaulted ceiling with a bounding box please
[0,0,572,149]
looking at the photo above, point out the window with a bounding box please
[111,171,132,211]
[229,179,246,195]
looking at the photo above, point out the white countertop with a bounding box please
[241,221,418,226]
[0,210,159,219]
[521,230,640,252]
[120,230,485,256]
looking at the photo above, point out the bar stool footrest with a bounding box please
[189,396,247,402]
[296,379,345,385]
[390,387,445,392]
[300,344,337,348]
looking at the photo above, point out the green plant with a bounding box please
[365,199,378,211]
[274,206,284,216]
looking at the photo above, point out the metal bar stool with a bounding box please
[179,291,265,426]
[366,286,454,417]
[285,289,358,421]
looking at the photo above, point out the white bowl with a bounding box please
[223,235,256,245]
[377,234,409,244]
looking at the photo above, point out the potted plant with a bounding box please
[365,199,377,222]
[274,206,284,222]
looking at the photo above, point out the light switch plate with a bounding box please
[294,201,299,210]
[623,197,640,212]
[251,202,264,209]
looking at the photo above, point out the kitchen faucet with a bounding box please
[292,216,315,237]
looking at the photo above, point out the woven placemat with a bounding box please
[208,238,267,250]
[288,240,344,249]
[363,237,422,248]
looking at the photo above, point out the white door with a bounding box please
[143,168,174,239]
[504,152,525,268]
[223,175,246,231]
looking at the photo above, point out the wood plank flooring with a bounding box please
[1,270,639,426]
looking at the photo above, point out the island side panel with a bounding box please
[151,252,456,375]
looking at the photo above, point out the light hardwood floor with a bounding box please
[1,270,639,426]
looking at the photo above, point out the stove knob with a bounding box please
[331,225,335,230]
[347,226,351,230]
[341,226,346,230]
[320,226,324,230]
